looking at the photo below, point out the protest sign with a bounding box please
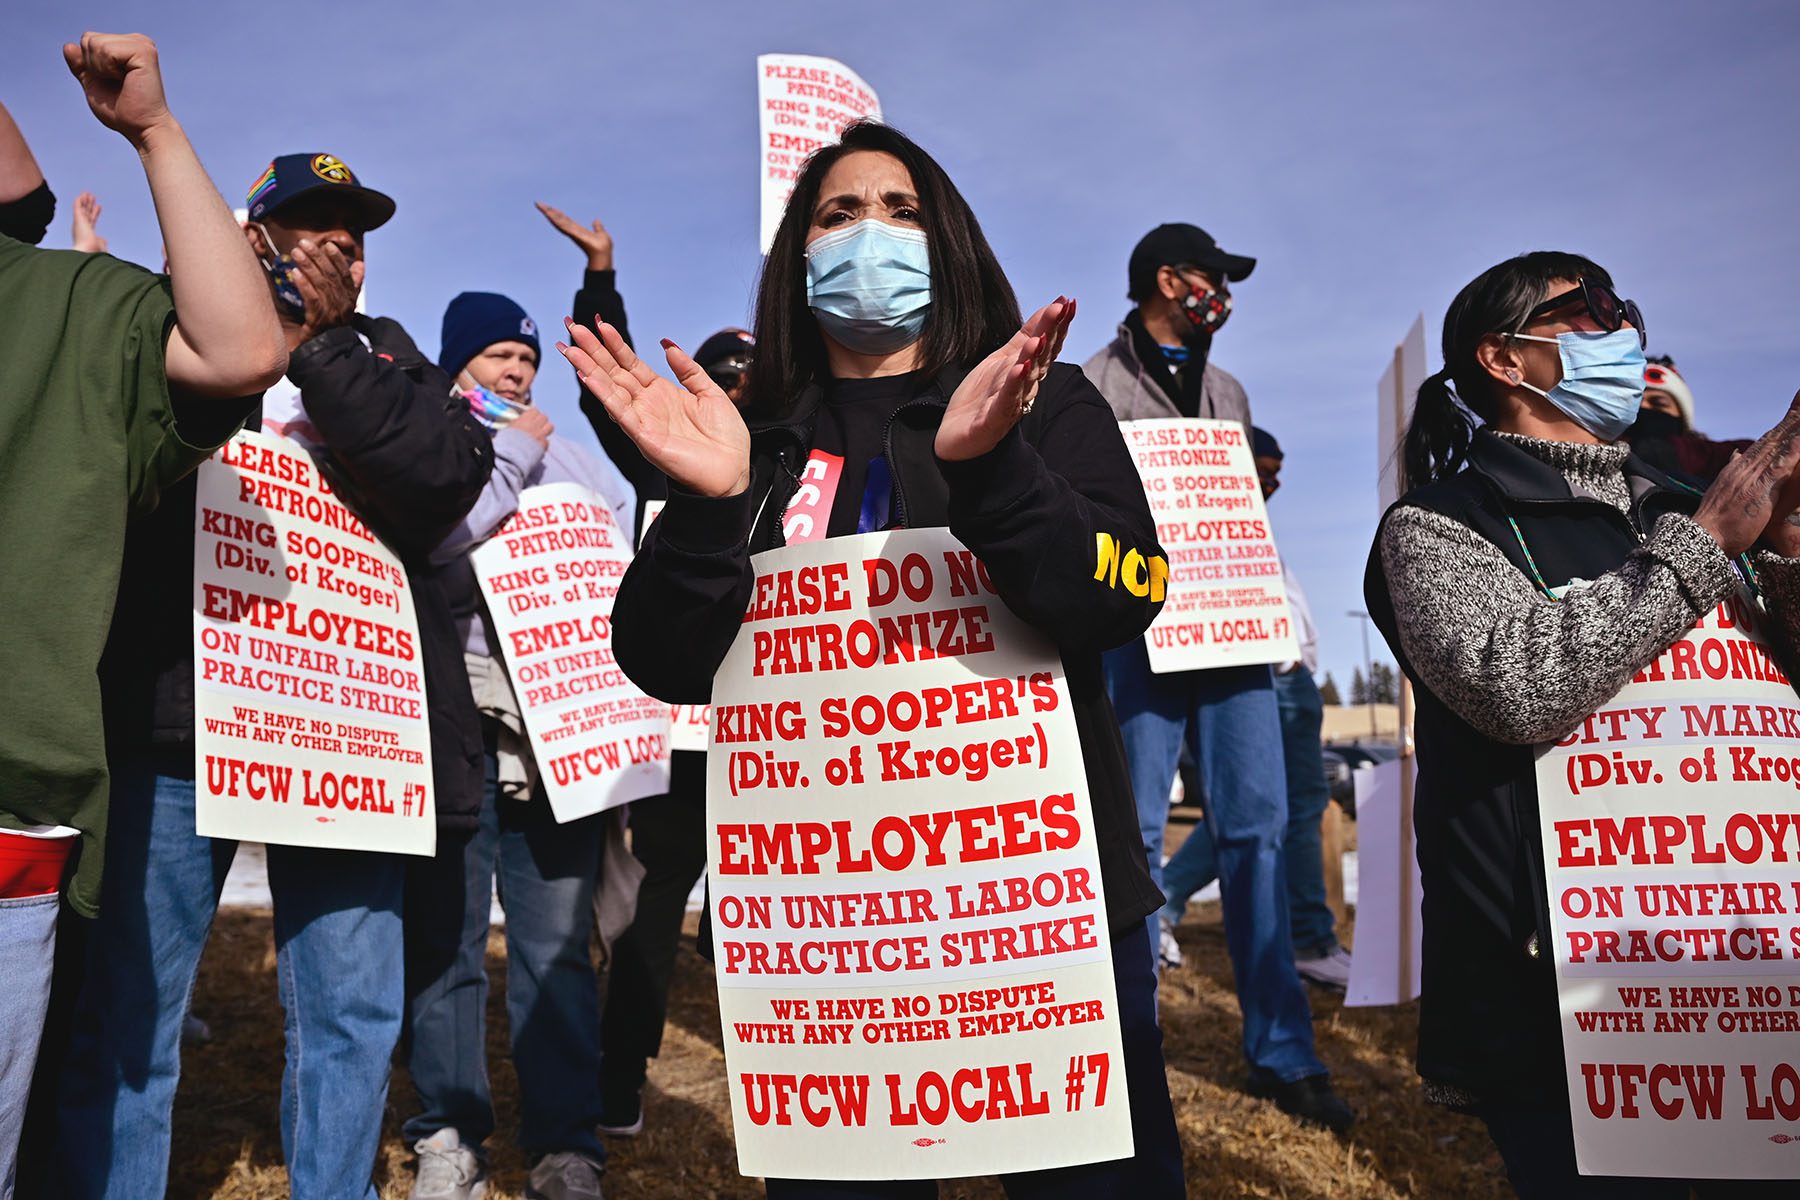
[1373,317,1429,997]
[1121,418,1298,672]
[473,483,669,822]
[670,703,710,754]
[707,527,1132,1178]
[1537,591,1800,1179]
[192,430,434,853]
[1377,315,1427,512]
[1343,758,1423,1008]
[757,54,881,253]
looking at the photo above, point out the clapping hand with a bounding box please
[559,318,751,498]
[1695,390,1800,557]
[935,297,1076,462]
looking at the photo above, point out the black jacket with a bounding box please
[104,317,494,833]
[1363,431,1703,1103]
[288,316,495,830]
[613,362,1167,934]
[569,269,659,531]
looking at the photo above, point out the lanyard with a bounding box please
[1506,513,1764,607]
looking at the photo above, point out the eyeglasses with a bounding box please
[1516,277,1646,349]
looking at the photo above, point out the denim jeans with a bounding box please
[1103,640,1324,1082]
[1161,667,1339,957]
[600,751,706,1106]
[0,891,58,1200]
[403,745,605,1163]
[54,763,404,1200]
[765,923,1183,1199]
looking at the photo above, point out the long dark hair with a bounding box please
[1401,250,1613,490]
[742,121,1022,417]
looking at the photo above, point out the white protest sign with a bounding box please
[1377,315,1427,513]
[670,704,710,753]
[707,527,1132,1179]
[757,53,881,253]
[1343,758,1423,1008]
[192,430,434,853]
[472,483,670,822]
[1536,591,1800,1179]
[1121,418,1299,673]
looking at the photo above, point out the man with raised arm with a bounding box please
[0,32,286,1194]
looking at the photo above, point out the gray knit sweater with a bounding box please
[1379,433,1800,746]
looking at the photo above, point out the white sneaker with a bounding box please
[1157,918,1184,970]
[1296,945,1353,990]
[411,1128,487,1200]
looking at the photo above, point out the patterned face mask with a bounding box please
[253,222,306,323]
[462,383,526,431]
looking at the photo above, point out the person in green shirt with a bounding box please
[0,32,287,1193]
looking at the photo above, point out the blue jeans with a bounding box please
[765,923,1183,1199]
[1161,667,1339,957]
[0,891,58,1200]
[403,746,605,1163]
[54,764,404,1200]
[1103,640,1323,1082]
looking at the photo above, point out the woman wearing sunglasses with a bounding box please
[1365,251,1800,1198]
[560,120,1184,1196]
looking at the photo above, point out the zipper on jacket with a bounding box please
[880,396,946,531]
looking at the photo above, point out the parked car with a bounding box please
[1320,748,1354,813]
[1321,740,1399,817]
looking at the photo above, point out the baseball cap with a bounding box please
[245,153,396,230]
[1128,223,1255,300]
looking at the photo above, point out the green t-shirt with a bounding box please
[0,234,250,916]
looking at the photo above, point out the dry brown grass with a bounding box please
[167,900,1509,1200]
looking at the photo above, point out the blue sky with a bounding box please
[10,0,1799,694]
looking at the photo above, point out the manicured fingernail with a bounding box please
[661,338,679,350]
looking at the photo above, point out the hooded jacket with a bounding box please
[1081,317,1253,428]
[611,361,1167,934]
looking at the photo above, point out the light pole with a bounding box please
[1348,610,1378,739]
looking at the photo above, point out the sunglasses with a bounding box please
[704,356,752,391]
[1516,277,1646,349]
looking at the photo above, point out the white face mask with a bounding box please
[1509,328,1647,442]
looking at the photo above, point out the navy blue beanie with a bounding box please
[439,291,540,381]
[1251,425,1283,460]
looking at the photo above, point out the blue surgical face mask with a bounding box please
[1511,327,1647,442]
[804,219,931,355]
